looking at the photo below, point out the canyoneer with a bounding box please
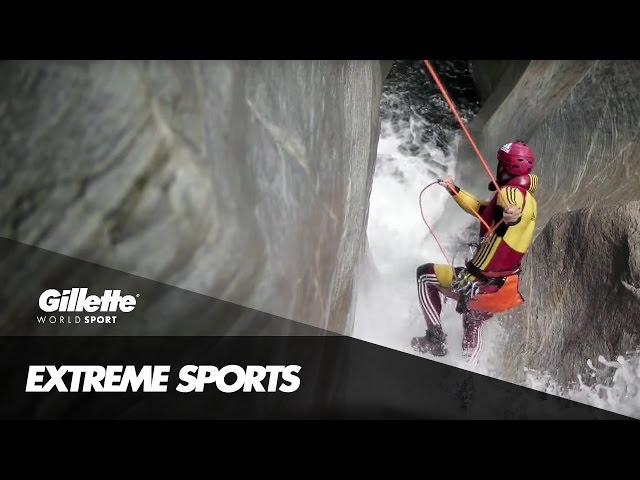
[413,140,539,362]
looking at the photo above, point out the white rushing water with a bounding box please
[523,353,640,418]
[353,61,640,417]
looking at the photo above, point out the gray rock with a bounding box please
[0,60,384,334]
[500,202,640,384]
[461,60,640,383]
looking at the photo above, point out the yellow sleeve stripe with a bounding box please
[504,187,517,206]
[502,186,525,207]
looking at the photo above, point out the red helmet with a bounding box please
[496,140,536,176]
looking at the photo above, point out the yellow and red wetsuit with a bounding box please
[453,173,537,277]
[416,174,538,359]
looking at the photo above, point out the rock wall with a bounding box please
[0,60,384,334]
[505,201,640,384]
[458,60,640,383]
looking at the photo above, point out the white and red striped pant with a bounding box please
[416,263,493,362]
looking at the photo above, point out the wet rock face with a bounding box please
[461,61,640,221]
[500,202,640,384]
[0,60,383,334]
[465,60,640,383]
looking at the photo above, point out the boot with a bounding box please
[462,311,489,361]
[411,325,448,357]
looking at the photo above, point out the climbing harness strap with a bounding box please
[452,267,522,315]
[465,262,521,280]
[467,275,524,314]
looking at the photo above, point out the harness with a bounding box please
[451,245,523,315]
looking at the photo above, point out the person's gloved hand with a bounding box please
[438,177,458,194]
[503,205,522,224]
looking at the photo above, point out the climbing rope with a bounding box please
[422,60,505,200]
[418,60,508,265]
[419,181,452,265]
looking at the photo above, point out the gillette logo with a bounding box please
[39,289,137,313]
[37,289,138,325]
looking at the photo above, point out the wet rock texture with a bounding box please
[502,202,640,384]
[465,61,640,383]
[0,60,383,334]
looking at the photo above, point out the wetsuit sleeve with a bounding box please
[450,189,487,216]
[496,186,525,225]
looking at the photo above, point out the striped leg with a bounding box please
[416,263,444,328]
[413,263,451,356]
[462,310,493,365]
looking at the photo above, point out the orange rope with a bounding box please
[422,60,505,202]
[419,182,452,265]
[443,183,495,234]
[421,60,508,241]
[419,182,499,267]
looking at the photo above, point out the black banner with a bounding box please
[0,336,626,420]
[0,237,628,420]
